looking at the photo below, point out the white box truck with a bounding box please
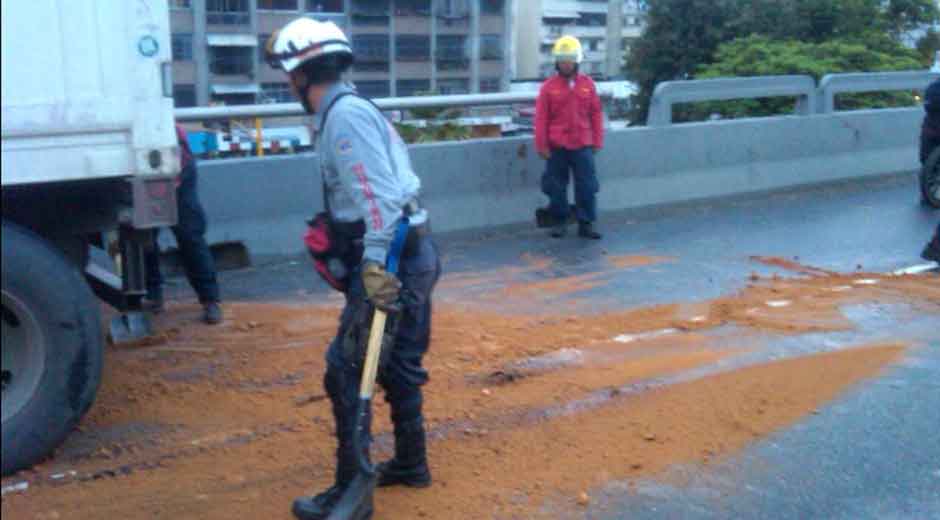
[1,0,179,475]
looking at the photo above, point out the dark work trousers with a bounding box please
[145,163,220,304]
[541,147,599,223]
[323,233,441,485]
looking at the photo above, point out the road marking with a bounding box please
[613,328,678,344]
[765,300,792,308]
[892,263,939,276]
[1,482,28,496]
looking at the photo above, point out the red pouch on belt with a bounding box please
[303,213,351,292]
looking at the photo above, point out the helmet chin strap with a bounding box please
[300,83,315,114]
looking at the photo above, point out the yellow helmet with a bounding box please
[551,35,583,64]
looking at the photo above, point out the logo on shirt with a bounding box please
[336,138,353,156]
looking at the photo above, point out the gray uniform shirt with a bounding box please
[314,82,426,265]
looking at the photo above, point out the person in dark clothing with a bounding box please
[920,79,940,263]
[144,124,223,324]
[266,18,441,520]
[919,78,940,165]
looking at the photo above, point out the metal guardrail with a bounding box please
[647,75,817,126]
[175,92,544,122]
[818,70,939,113]
[174,90,620,122]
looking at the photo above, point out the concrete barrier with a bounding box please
[183,107,921,258]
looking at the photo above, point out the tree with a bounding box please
[625,0,940,123]
[687,35,923,120]
[916,28,940,66]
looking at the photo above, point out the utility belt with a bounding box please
[303,200,429,293]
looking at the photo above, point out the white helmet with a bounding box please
[265,17,352,73]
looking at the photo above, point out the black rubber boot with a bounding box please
[922,234,940,263]
[293,385,373,520]
[202,301,223,324]
[550,223,568,238]
[578,221,602,240]
[376,418,431,488]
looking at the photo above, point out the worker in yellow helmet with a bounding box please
[535,35,605,239]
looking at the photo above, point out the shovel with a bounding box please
[108,312,154,345]
[326,219,411,520]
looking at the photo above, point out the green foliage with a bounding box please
[408,90,465,121]
[394,122,471,144]
[686,35,923,120]
[916,28,940,66]
[625,0,940,123]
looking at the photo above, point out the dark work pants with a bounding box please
[323,233,441,485]
[541,147,599,223]
[145,163,220,303]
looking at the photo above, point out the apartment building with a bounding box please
[169,0,512,107]
[513,0,646,80]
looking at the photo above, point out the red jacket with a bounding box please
[534,74,604,154]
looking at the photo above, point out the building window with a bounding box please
[480,34,502,61]
[207,0,249,25]
[258,0,298,10]
[395,0,431,16]
[481,0,504,15]
[351,0,389,25]
[437,0,469,26]
[577,12,606,26]
[397,79,430,97]
[589,39,600,52]
[210,47,253,76]
[352,34,390,72]
[355,80,390,98]
[307,0,343,12]
[170,0,192,8]
[396,35,430,62]
[259,33,271,62]
[437,78,468,95]
[436,35,468,70]
[260,82,294,103]
[173,84,197,108]
[172,34,193,61]
[480,78,501,93]
[211,93,257,106]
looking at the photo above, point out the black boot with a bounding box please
[923,235,940,263]
[550,223,568,238]
[376,418,431,488]
[293,390,373,520]
[578,221,602,240]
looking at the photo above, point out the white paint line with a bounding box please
[829,285,853,292]
[690,316,707,322]
[1,482,28,496]
[613,328,678,344]
[853,279,879,285]
[892,263,939,276]
[765,300,792,308]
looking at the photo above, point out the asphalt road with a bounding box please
[114,172,940,519]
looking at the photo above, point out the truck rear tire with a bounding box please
[921,147,940,209]
[1,221,104,476]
